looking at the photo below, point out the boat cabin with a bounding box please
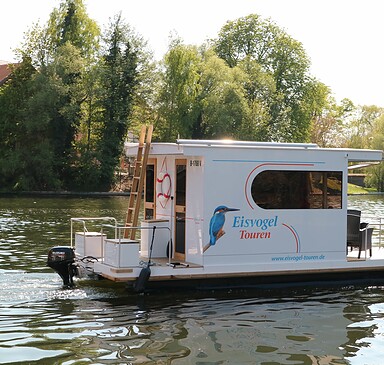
[127,140,381,270]
[50,138,384,291]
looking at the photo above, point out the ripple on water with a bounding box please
[0,347,69,364]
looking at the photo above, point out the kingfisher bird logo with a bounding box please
[203,205,239,252]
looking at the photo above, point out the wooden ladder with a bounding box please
[124,125,153,239]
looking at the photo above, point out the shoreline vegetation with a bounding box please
[0,191,129,197]
[348,184,377,195]
[0,184,380,197]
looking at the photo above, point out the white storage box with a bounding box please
[141,219,170,258]
[104,239,140,267]
[75,232,106,258]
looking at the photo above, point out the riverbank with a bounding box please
[348,183,377,194]
[0,182,381,198]
[0,191,130,197]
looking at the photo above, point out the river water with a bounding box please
[1,195,384,364]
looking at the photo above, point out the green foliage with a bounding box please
[157,18,325,143]
[197,52,251,139]
[362,112,384,192]
[1,0,93,191]
[214,14,314,142]
[93,14,139,190]
[365,164,384,192]
[309,89,350,147]
[17,22,51,68]
[157,43,261,141]
[0,57,60,190]
[47,0,100,60]
[346,105,384,149]
[156,40,202,140]
[344,106,384,191]
[348,183,372,195]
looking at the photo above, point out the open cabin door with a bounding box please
[174,159,186,261]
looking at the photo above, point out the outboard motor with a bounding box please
[47,246,77,287]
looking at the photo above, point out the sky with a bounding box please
[1,0,384,106]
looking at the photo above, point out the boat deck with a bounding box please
[347,245,384,261]
[92,256,203,282]
[142,257,203,269]
[91,245,384,284]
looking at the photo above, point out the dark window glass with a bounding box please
[175,213,186,254]
[251,171,342,209]
[145,164,155,203]
[176,165,186,206]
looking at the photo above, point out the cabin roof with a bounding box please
[124,139,383,163]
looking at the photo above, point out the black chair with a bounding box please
[347,209,361,217]
[347,210,373,259]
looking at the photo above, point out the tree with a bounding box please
[19,0,100,68]
[8,0,99,190]
[156,39,202,140]
[0,57,61,190]
[128,40,159,139]
[44,0,100,188]
[346,105,384,149]
[0,58,34,190]
[157,41,275,141]
[47,0,100,60]
[308,86,351,148]
[237,56,276,140]
[47,43,87,186]
[94,14,140,190]
[197,50,252,139]
[214,14,314,142]
[17,22,52,68]
[363,113,384,191]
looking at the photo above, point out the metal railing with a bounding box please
[70,217,118,248]
[70,217,172,268]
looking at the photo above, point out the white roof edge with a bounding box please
[343,148,383,162]
[124,142,183,156]
[176,139,318,149]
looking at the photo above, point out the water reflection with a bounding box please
[1,275,384,364]
[0,196,128,272]
[1,195,384,363]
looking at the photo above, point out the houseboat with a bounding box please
[47,129,384,292]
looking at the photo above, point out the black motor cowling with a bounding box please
[47,246,77,287]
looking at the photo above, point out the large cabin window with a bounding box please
[251,170,342,209]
